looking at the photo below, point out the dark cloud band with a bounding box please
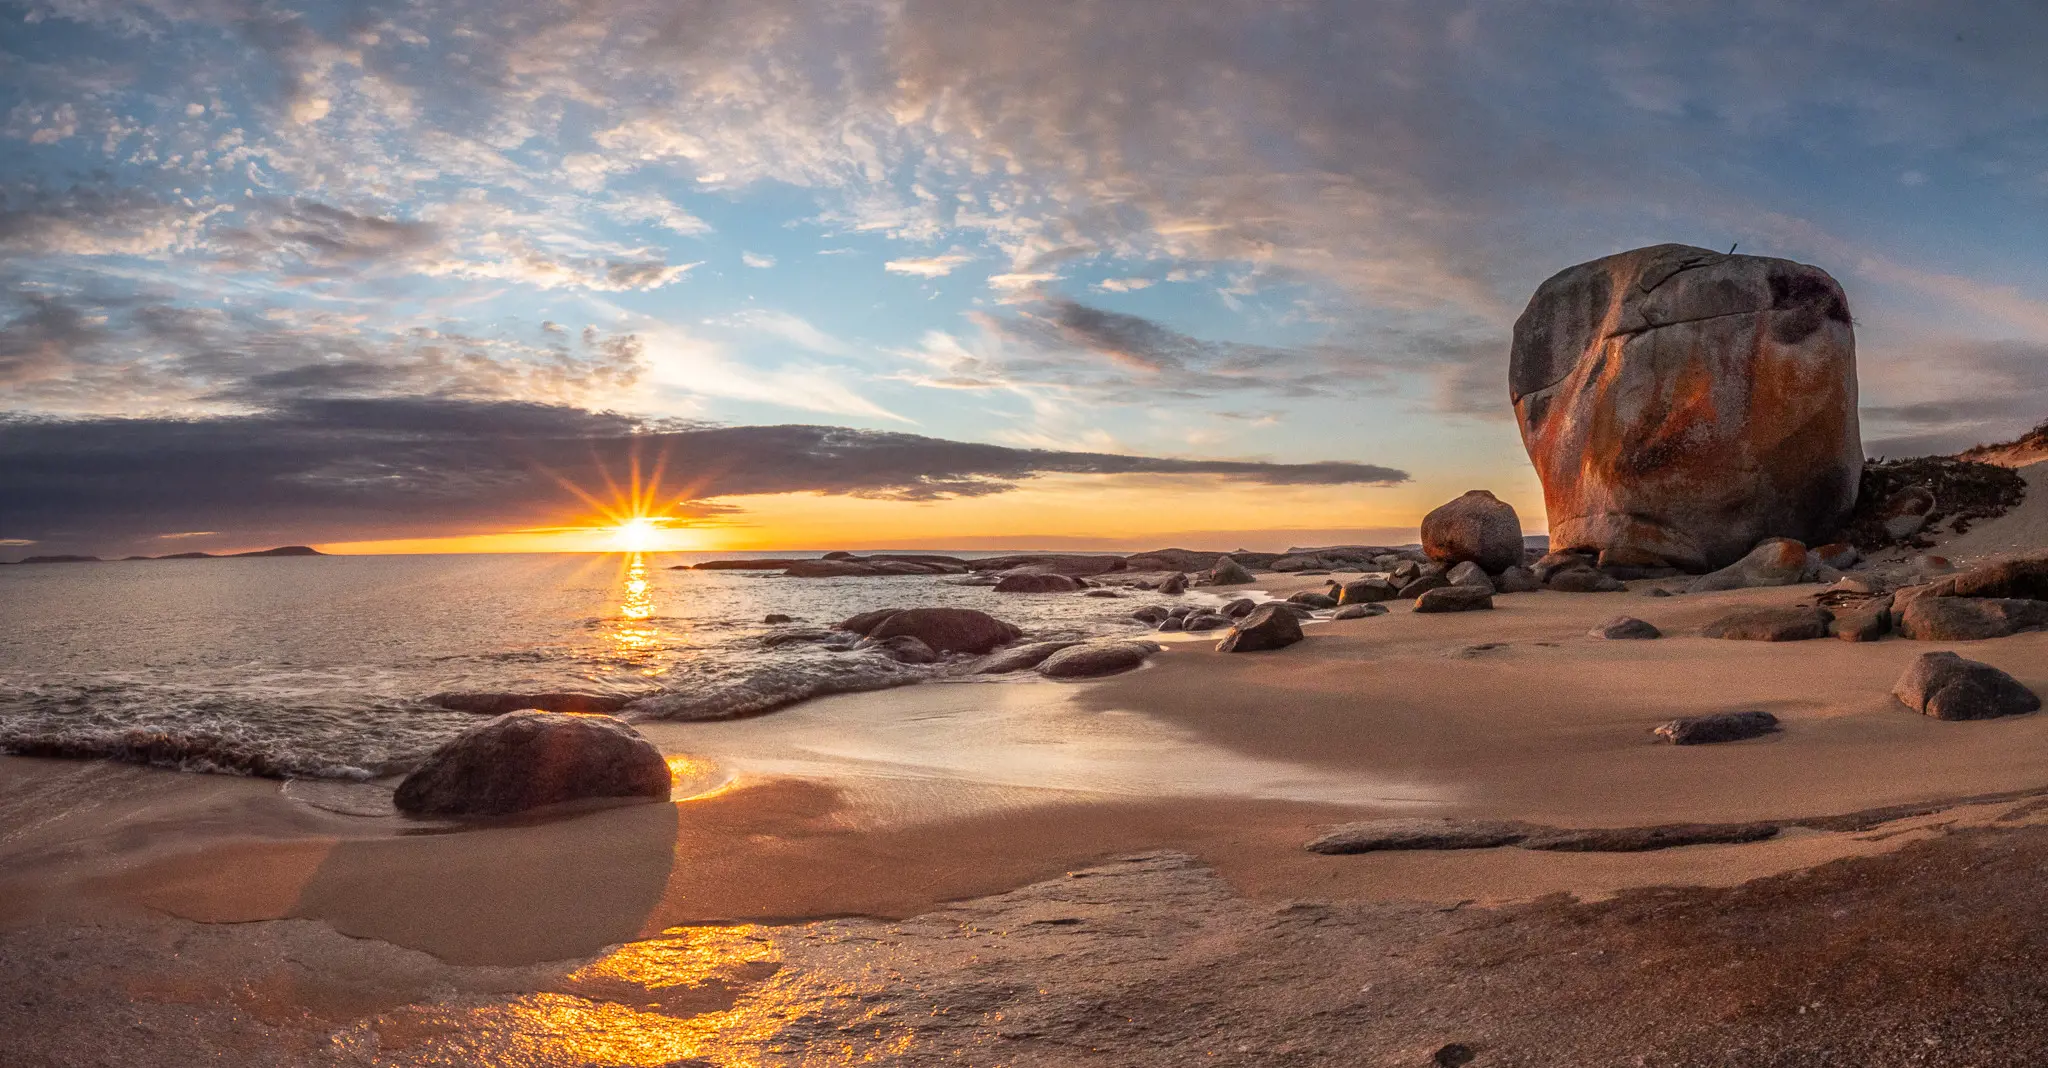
[0,398,1408,554]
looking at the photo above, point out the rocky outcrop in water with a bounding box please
[855,607,1023,654]
[1512,244,1861,572]
[393,711,672,817]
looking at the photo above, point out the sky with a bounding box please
[3,0,2047,557]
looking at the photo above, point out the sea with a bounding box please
[0,552,1188,781]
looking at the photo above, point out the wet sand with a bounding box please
[8,520,2048,1062]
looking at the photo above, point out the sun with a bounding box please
[611,516,663,553]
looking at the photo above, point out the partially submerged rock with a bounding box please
[993,571,1083,593]
[1156,572,1189,595]
[1037,641,1155,679]
[1286,590,1337,609]
[1413,586,1494,613]
[427,691,634,716]
[1216,604,1304,653]
[1421,490,1524,573]
[1590,616,1661,640]
[1512,244,1860,572]
[1892,652,2040,721]
[1182,612,1235,631]
[864,607,1023,654]
[855,634,939,664]
[1702,606,1832,642]
[1653,710,1780,745]
[394,711,672,817]
[971,640,1083,674]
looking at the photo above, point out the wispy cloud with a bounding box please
[885,253,973,278]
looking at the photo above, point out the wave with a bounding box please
[623,657,928,722]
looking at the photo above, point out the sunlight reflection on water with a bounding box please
[610,554,664,669]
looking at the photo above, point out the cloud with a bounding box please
[0,186,216,258]
[0,398,1409,552]
[1858,337,2048,456]
[885,253,973,277]
[742,251,776,268]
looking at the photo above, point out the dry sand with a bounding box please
[6,495,2048,1064]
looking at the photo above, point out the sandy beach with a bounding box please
[8,483,2048,1063]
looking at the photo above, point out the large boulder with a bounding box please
[394,711,672,817]
[1511,244,1860,572]
[1892,652,2040,721]
[860,607,1022,653]
[1420,490,1524,573]
[1216,604,1305,652]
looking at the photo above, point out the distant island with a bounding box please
[4,546,326,565]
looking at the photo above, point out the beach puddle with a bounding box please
[368,925,825,1066]
[638,676,1440,828]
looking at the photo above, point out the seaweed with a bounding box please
[1841,455,2026,552]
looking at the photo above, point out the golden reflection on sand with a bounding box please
[372,925,902,1066]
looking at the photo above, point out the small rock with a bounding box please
[1445,560,1494,591]
[1433,1043,1477,1068]
[1812,542,1861,570]
[1702,606,1832,642]
[1130,606,1169,625]
[1653,710,1780,744]
[1830,599,1893,642]
[1166,605,1195,619]
[1221,597,1259,618]
[1157,572,1189,595]
[1685,538,1810,593]
[1182,612,1236,631]
[1338,577,1401,604]
[1546,569,1625,593]
[1590,616,1661,640]
[1216,604,1305,653]
[1494,566,1541,593]
[1646,587,1675,597]
[1154,616,1186,633]
[1414,585,1494,613]
[1531,550,1596,584]
[1082,588,1124,598]
[763,613,793,624]
[1332,603,1389,620]
[1892,652,2041,721]
[1305,818,1530,854]
[1208,556,1257,585]
[1399,573,1451,598]
[1037,641,1154,679]
[1287,591,1338,609]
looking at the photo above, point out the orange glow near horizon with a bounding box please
[309,471,1549,555]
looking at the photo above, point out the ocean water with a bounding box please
[0,553,1177,780]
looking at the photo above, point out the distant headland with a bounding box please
[4,546,325,565]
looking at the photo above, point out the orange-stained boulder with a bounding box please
[1511,244,1861,572]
